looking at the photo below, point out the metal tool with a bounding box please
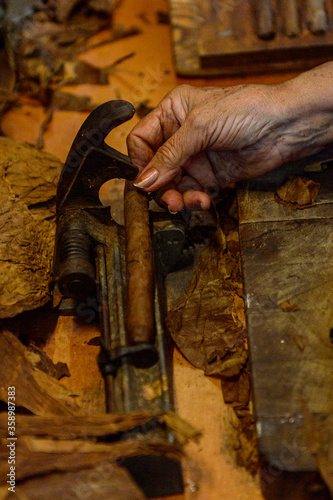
[52,100,186,497]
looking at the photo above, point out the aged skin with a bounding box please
[127,62,333,212]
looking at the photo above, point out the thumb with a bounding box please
[133,119,203,191]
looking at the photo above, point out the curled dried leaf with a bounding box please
[274,175,321,209]
[280,300,300,312]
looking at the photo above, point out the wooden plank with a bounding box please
[238,162,333,224]
[238,165,333,471]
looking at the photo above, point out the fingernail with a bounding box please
[168,206,178,215]
[133,168,159,189]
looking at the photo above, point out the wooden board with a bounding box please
[238,160,333,471]
[238,151,333,224]
[170,0,333,76]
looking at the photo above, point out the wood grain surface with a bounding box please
[238,163,333,473]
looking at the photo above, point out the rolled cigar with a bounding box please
[255,0,275,40]
[280,0,300,37]
[305,0,328,34]
[124,182,155,346]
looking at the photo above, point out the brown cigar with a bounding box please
[305,0,328,34]
[280,0,300,37]
[124,182,155,346]
[255,0,275,40]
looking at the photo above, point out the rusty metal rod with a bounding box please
[95,244,113,413]
[255,0,275,40]
[280,0,300,37]
[124,182,155,346]
[305,0,328,34]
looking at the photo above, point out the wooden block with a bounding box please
[238,166,333,471]
[170,0,333,75]
[238,161,333,224]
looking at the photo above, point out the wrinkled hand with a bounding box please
[127,68,333,211]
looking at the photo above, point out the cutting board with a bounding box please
[238,153,333,475]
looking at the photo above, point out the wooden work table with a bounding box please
[2,0,332,498]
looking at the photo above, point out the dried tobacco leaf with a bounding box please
[0,48,16,117]
[274,175,321,209]
[280,299,300,312]
[227,407,258,474]
[62,60,109,85]
[1,0,123,106]
[166,227,247,377]
[0,137,61,205]
[0,201,55,317]
[51,90,97,112]
[0,137,62,318]
[3,463,145,500]
[0,411,200,447]
[26,344,70,380]
[89,0,120,14]
[161,412,202,445]
[0,330,80,415]
[55,0,83,22]
[221,360,258,472]
[55,0,118,24]
[0,435,183,484]
[221,366,251,411]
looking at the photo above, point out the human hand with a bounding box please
[127,68,333,212]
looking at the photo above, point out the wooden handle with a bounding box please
[124,182,155,345]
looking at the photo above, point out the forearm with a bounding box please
[274,62,333,162]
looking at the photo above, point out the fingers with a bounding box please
[157,187,185,213]
[127,88,189,169]
[183,191,211,210]
[132,114,208,191]
[177,175,211,210]
[127,107,164,168]
[158,189,211,212]
[155,176,212,212]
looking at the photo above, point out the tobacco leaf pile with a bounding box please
[166,190,258,473]
[166,227,245,378]
[0,136,61,318]
[0,0,138,119]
